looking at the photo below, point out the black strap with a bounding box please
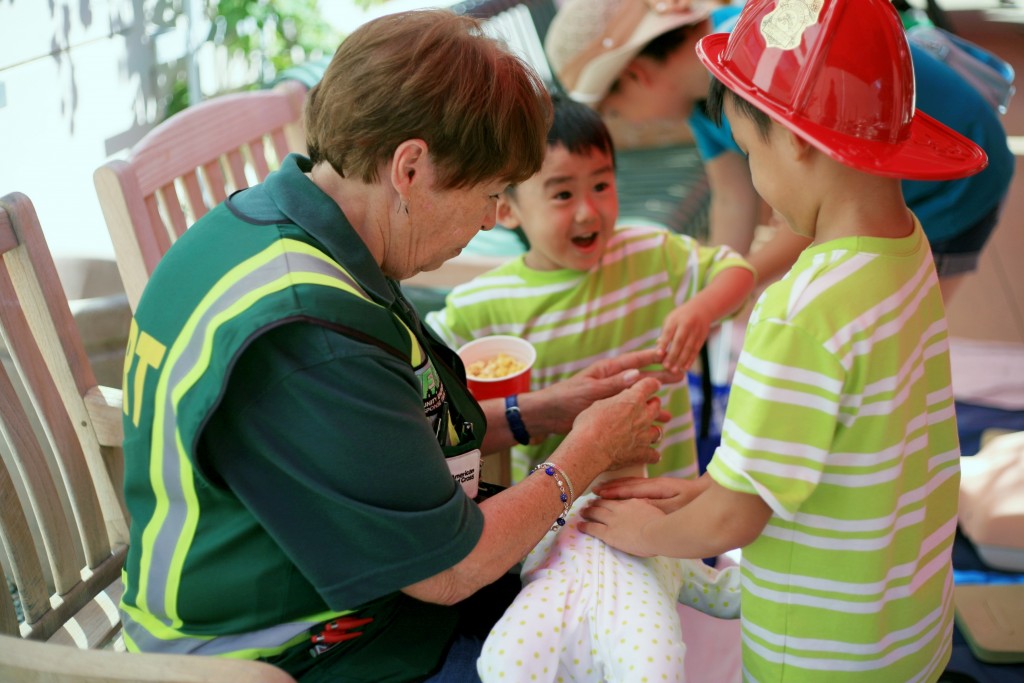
[699,341,713,440]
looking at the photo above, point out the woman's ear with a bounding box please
[496,194,521,229]
[390,139,429,198]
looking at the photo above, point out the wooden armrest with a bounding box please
[86,385,124,448]
[0,634,298,683]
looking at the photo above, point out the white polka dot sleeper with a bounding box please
[477,492,741,682]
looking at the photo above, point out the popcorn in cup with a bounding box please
[458,335,536,401]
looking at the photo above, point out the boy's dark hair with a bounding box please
[706,76,773,143]
[548,90,616,165]
[506,91,616,199]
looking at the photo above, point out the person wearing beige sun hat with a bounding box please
[546,0,766,280]
[545,0,715,105]
[545,0,1014,304]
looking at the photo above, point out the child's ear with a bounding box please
[496,194,522,229]
[784,128,814,162]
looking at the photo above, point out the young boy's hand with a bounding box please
[657,301,712,373]
[592,474,710,514]
[577,497,665,557]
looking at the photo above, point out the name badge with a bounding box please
[446,449,482,499]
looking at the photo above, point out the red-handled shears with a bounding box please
[310,616,373,644]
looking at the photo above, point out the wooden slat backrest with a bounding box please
[452,0,559,86]
[481,2,555,84]
[0,192,127,647]
[94,81,307,311]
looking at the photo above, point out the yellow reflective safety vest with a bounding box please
[119,203,485,659]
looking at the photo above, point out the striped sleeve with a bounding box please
[697,242,756,289]
[709,319,846,519]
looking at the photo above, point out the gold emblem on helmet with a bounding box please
[760,0,823,50]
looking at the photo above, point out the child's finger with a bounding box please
[679,344,700,372]
[656,328,674,356]
[664,333,693,371]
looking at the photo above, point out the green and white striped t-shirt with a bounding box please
[708,223,960,682]
[427,225,752,481]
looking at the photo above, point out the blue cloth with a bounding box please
[423,635,485,683]
[686,5,744,161]
[689,105,738,162]
[955,401,1024,456]
[691,19,1014,246]
[948,531,1024,682]
[902,43,1015,242]
[687,371,730,474]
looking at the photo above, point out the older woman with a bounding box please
[118,9,676,682]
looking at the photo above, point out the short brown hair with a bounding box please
[305,10,553,190]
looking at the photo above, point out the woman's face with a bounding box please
[392,170,507,280]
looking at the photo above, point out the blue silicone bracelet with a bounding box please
[504,394,531,445]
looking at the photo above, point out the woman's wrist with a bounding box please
[509,390,556,441]
[504,394,531,445]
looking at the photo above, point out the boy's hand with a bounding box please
[657,301,712,373]
[577,497,664,557]
[593,475,709,514]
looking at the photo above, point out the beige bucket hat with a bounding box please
[545,0,713,104]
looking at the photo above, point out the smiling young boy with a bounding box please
[426,93,755,482]
[578,1,988,680]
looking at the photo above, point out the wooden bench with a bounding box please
[0,191,296,683]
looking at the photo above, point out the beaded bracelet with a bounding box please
[530,462,574,531]
[539,462,575,506]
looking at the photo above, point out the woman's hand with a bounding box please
[568,376,667,473]
[593,474,710,513]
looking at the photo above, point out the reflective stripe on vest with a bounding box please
[128,238,422,655]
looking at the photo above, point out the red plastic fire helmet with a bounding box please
[696,0,988,180]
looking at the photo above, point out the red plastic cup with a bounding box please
[458,335,536,401]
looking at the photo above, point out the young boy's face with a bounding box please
[499,144,618,272]
[725,96,807,239]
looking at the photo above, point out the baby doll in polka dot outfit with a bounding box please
[477,466,741,682]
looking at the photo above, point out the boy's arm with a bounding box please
[659,265,756,372]
[579,477,772,559]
